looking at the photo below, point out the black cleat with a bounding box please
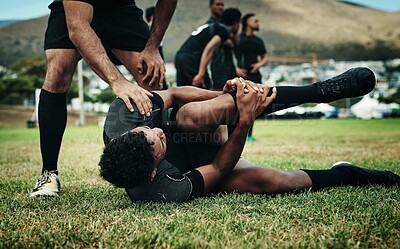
[315,67,376,103]
[332,161,400,187]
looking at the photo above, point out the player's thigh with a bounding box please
[216,158,288,194]
[111,49,146,87]
[175,93,236,132]
[44,48,80,92]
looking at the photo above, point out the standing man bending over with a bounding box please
[30,0,177,197]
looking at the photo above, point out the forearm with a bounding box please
[146,0,177,50]
[170,86,222,105]
[64,2,124,86]
[71,26,124,85]
[197,122,249,192]
[154,86,223,110]
[212,123,249,175]
[259,53,269,67]
[197,49,213,76]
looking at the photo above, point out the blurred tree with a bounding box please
[0,57,46,104]
[0,56,95,105]
[66,82,94,104]
[10,56,47,78]
[95,87,116,103]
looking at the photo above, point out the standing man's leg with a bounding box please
[30,0,83,197]
[31,49,80,197]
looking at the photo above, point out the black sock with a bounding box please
[261,85,323,116]
[39,89,67,174]
[227,85,322,135]
[301,168,356,191]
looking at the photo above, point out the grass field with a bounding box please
[1,119,399,248]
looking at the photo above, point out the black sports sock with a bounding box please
[261,85,322,116]
[39,89,67,174]
[301,168,354,191]
[227,85,322,135]
[300,165,400,190]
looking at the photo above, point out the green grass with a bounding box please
[1,119,399,248]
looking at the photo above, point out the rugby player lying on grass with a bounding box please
[99,68,400,202]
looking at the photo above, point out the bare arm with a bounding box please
[138,0,177,87]
[63,0,153,115]
[155,86,223,111]
[250,53,269,74]
[192,35,222,87]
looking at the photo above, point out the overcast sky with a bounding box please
[0,0,399,20]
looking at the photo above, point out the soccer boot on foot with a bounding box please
[30,170,61,197]
[332,161,400,186]
[315,67,376,103]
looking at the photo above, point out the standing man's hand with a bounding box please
[235,67,247,77]
[192,74,206,88]
[137,47,165,90]
[138,0,177,89]
[111,81,153,116]
[250,62,262,74]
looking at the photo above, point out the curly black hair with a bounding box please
[99,131,155,188]
[220,8,241,26]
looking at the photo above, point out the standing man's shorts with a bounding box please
[44,1,150,53]
[174,52,211,89]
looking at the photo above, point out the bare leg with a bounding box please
[176,67,376,133]
[43,49,80,92]
[175,85,321,133]
[112,49,162,92]
[176,93,236,132]
[40,49,80,173]
[216,159,312,194]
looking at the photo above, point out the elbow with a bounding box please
[66,23,81,43]
[66,20,90,44]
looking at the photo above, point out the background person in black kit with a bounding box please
[99,67,400,203]
[207,0,224,23]
[236,13,269,141]
[206,0,239,90]
[174,8,241,89]
[30,0,177,197]
[145,6,168,90]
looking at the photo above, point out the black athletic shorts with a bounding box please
[174,52,211,89]
[211,63,236,90]
[245,73,262,84]
[44,1,149,53]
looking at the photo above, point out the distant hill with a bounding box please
[0,20,20,28]
[0,0,399,67]
[0,16,48,66]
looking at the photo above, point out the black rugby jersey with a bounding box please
[236,34,267,71]
[177,22,230,54]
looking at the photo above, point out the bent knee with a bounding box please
[176,102,204,131]
[44,49,79,92]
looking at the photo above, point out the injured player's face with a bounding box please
[130,126,167,166]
